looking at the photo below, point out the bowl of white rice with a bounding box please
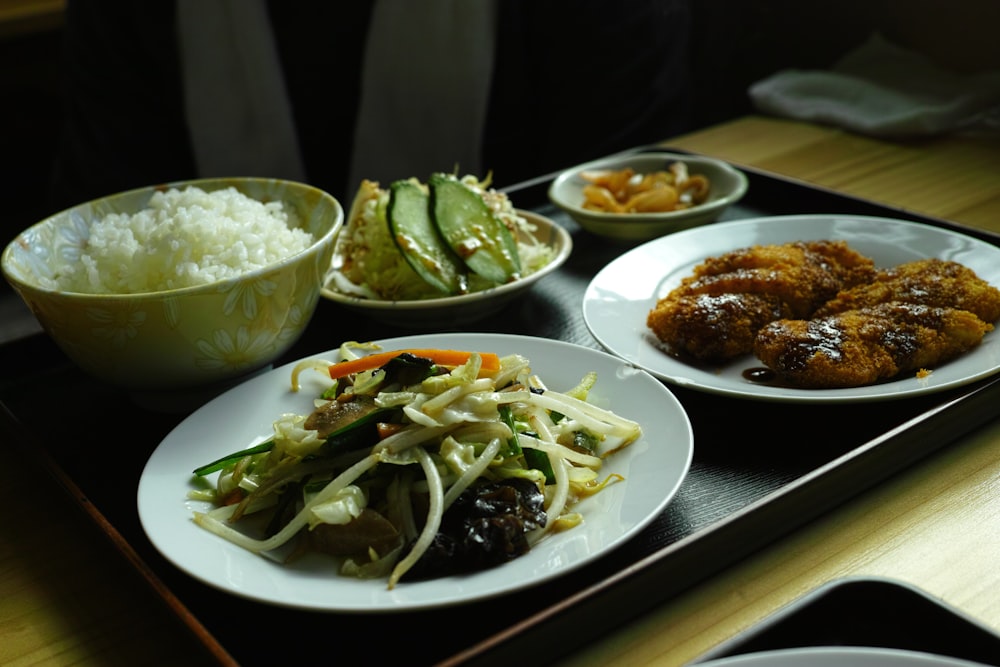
[2,177,343,404]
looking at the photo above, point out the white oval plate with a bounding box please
[694,646,991,667]
[583,215,1000,403]
[320,210,572,327]
[137,333,693,612]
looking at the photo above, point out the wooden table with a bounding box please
[666,115,1000,236]
[0,0,64,40]
[3,115,1000,666]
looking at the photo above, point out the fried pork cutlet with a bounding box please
[753,303,993,388]
[646,240,875,360]
[646,292,792,361]
[814,258,1000,323]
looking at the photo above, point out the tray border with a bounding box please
[4,147,1000,666]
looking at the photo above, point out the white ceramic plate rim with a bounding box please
[583,214,1000,403]
[137,333,693,612]
[547,151,749,220]
[319,210,571,312]
[693,646,991,667]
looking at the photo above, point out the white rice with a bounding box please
[57,186,313,294]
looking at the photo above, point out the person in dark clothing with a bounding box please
[49,0,695,209]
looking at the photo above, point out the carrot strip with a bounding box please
[328,349,501,380]
[219,487,245,507]
[376,422,407,439]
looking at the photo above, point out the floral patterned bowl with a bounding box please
[2,177,342,405]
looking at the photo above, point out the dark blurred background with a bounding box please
[2,0,998,252]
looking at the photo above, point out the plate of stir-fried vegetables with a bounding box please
[137,333,693,611]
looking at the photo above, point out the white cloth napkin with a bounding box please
[749,33,1000,138]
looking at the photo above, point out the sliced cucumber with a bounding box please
[387,179,467,295]
[429,174,521,284]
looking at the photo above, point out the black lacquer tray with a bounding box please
[3,148,999,666]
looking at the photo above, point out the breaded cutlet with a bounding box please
[647,240,875,360]
[753,302,993,388]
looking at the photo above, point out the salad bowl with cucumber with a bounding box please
[322,173,571,327]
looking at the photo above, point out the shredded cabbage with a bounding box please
[328,176,555,300]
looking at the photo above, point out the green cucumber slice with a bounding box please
[429,174,521,284]
[388,179,467,295]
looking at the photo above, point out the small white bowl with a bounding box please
[548,151,748,242]
[320,210,571,328]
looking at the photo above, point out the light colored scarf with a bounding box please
[177,0,498,194]
[347,0,498,193]
[177,0,306,181]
